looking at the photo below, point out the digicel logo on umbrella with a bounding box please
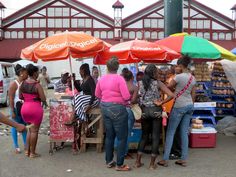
[39,38,99,51]
[132,46,162,51]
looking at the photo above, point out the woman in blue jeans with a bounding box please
[158,56,196,167]
[95,57,131,171]
[8,64,28,154]
[115,70,138,158]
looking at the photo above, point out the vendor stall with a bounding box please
[49,99,78,155]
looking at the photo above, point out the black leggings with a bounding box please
[138,118,162,155]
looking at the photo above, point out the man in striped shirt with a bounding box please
[54,70,70,93]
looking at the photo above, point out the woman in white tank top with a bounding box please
[8,64,28,154]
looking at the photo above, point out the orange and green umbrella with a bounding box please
[155,33,236,61]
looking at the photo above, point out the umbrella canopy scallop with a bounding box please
[155,33,236,61]
[21,31,109,62]
[94,39,180,65]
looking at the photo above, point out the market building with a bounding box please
[0,0,235,62]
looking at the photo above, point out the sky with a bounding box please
[1,0,235,19]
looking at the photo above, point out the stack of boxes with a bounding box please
[194,63,211,82]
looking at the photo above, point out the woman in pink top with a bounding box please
[20,64,46,158]
[96,57,131,171]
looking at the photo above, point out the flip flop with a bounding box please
[157,160,168,167]
[107,161,116,168]
[175,161,187,167]
[133,162,144,168]
[149,164,157,170]
[29,153,41,158]
[25,150,29,157]
[125,153,134,159]
[115,164,131,171]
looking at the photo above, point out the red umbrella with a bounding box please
[94,39,180,65]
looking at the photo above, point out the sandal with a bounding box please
[106,161,116,168]
[25,150,29,156]
[175,160,187,167]
[133,162,144,168]
[29,153,41,158]
[115,164,131,171]
[157,160,168,167]
[125,153,134,159]
[15,148,21,154]
[149,164,157,170]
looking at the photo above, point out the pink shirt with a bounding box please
[95,74,131,105]
[65,88,79,96]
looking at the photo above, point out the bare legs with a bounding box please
[26,124,41,158]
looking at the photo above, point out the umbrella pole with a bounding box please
[135,63,139,72]
[69,55,75,96]
[98,65,102,77]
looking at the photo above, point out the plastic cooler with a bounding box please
[129,128,142,149]
[189,127,217,148]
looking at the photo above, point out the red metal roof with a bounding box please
[231,4,236,10]
[0,1,6,8]
[112,0,124,8]
[0,39,40,59]
[0,39,120,60]
[212,40,236,51]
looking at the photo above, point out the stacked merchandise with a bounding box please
[193,63,211,82]
[194,63,212,102]
[191,119,204,129]
[211,62,235,117]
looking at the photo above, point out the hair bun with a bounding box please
[15,64,23,71]
[15,64,24,76]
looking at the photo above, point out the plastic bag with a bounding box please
[216,116,236,136]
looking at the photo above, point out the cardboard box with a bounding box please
[189,127,217,148]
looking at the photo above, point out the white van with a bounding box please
[0,62,15,106]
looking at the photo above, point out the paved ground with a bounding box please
[1,90,236,177]
[0,134,236,177]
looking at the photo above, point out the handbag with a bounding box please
[15,101,23,116]
[131,104,142,120]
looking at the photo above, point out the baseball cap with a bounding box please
[168,59,178,66]
[61,69,69,75]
